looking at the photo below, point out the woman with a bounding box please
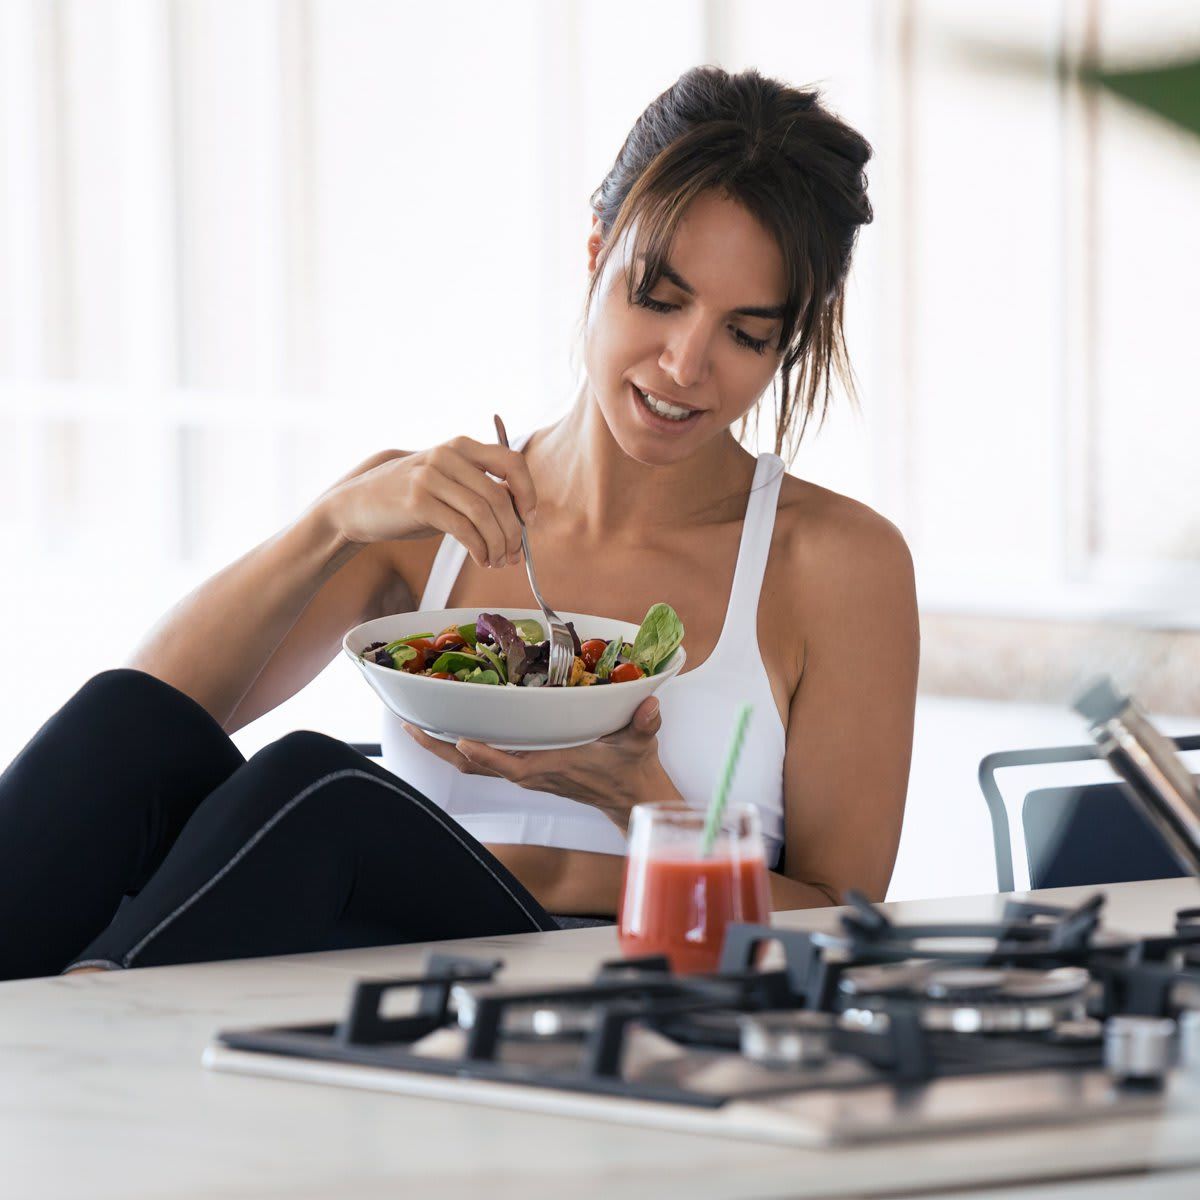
[0,66,917,981]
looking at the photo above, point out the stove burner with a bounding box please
[1050,1017,1105,1044]
[837,964,1091,1034]
[738,1010,835,1069]
[452,982,596,1040]
[924,968,1010,999]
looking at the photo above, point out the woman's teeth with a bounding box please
[636,387,695,422]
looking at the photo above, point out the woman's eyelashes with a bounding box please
[633,294,773,356]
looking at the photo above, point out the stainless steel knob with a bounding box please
[739,1010,834,1069]
[1178,1009,1200,1074]
[1104,1015,1176,1085]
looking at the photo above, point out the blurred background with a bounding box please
[1,0,1197,901]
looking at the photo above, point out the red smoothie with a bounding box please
[618,852,771,974]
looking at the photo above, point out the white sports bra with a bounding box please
[379,436,789,868]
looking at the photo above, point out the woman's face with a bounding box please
[583,189,787,467]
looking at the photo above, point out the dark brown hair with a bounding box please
[580,65,873,462]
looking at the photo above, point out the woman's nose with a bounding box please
[658,313,713,390]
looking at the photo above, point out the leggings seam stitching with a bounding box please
[121,767,546,967]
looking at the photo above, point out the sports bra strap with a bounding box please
[702,453,785,669]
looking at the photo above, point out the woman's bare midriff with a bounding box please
[485,843,625,916]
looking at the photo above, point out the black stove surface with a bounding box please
[214,893,1200,1110]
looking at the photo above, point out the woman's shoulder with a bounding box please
[771,470,915,607]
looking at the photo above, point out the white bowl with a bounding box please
[343,607,686,750]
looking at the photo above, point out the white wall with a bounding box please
[2,1,1199,903]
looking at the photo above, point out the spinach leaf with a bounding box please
[594,637,624,680]
[457,623,477,645]
[476,644,508,684]
[430,650,488,675]
[463,667,501,686]
[388,644,418,669]
[630,603,685,675]
[513,618,545,644]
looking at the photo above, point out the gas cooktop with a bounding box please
[203,893,1200,1146]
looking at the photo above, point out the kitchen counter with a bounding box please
[4,878,1200,1200]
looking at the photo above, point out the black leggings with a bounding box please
[0,669,562,981]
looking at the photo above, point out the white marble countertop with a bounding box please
[4,877,1200,1200]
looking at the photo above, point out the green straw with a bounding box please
[700,703,753,857]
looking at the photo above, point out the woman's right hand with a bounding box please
[320,438,538,569]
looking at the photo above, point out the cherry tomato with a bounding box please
[434,631,466,651]
[609,662,645,684]
[429,671,454,680]
[580,639,608,671]
[402,638,435,673]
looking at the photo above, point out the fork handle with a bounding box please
[493,415,550,609]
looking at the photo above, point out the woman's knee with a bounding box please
[66,669,211,733]
[70,667,167,709]
[182,733,378,856]
[222,731,377,823]
[250,730,364,774]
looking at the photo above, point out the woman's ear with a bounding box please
[587,214,604,274]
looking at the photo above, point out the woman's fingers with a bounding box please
[323,434,537,552]
[402,724,502,776]
[416,495,491,568]
[424,471,512,568]
[435,448,525,565]
[447,438,539,525]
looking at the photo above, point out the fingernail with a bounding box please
[402,723,416,736]
[527,508,537,526]
[646,699,660,717]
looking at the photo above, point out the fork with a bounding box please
[493,415,575,687]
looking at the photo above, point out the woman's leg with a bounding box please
[67,731,556,972]
[0,669,246,981]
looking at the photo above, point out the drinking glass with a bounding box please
[617,801,771,975]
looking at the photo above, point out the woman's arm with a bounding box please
[776,510,920,908]
[128,451,402,730]
[129,438,540,732]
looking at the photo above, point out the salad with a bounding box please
[360,604,684,688]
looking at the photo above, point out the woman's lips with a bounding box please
[629,383,702,432]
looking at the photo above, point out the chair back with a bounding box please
[978,735,1200,892]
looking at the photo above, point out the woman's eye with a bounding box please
[635,295,675,315]
[634,294,771,357]
[734,329,771,356]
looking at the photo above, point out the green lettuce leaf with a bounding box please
[463,667,501,686]
[476,644,508,684]
[594,637,624,680]
[513,618,545,644]
[630,603,684,675]
[430,650,488,675]
[388,644,418,669]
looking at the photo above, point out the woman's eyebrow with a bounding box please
[656,260,785,319]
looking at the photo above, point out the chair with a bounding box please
[978,735,1200,892]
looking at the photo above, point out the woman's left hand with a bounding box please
[401,696,678,833]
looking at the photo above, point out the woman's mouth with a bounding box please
[630,383,702,429]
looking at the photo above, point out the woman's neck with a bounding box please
[527,382,758,542]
